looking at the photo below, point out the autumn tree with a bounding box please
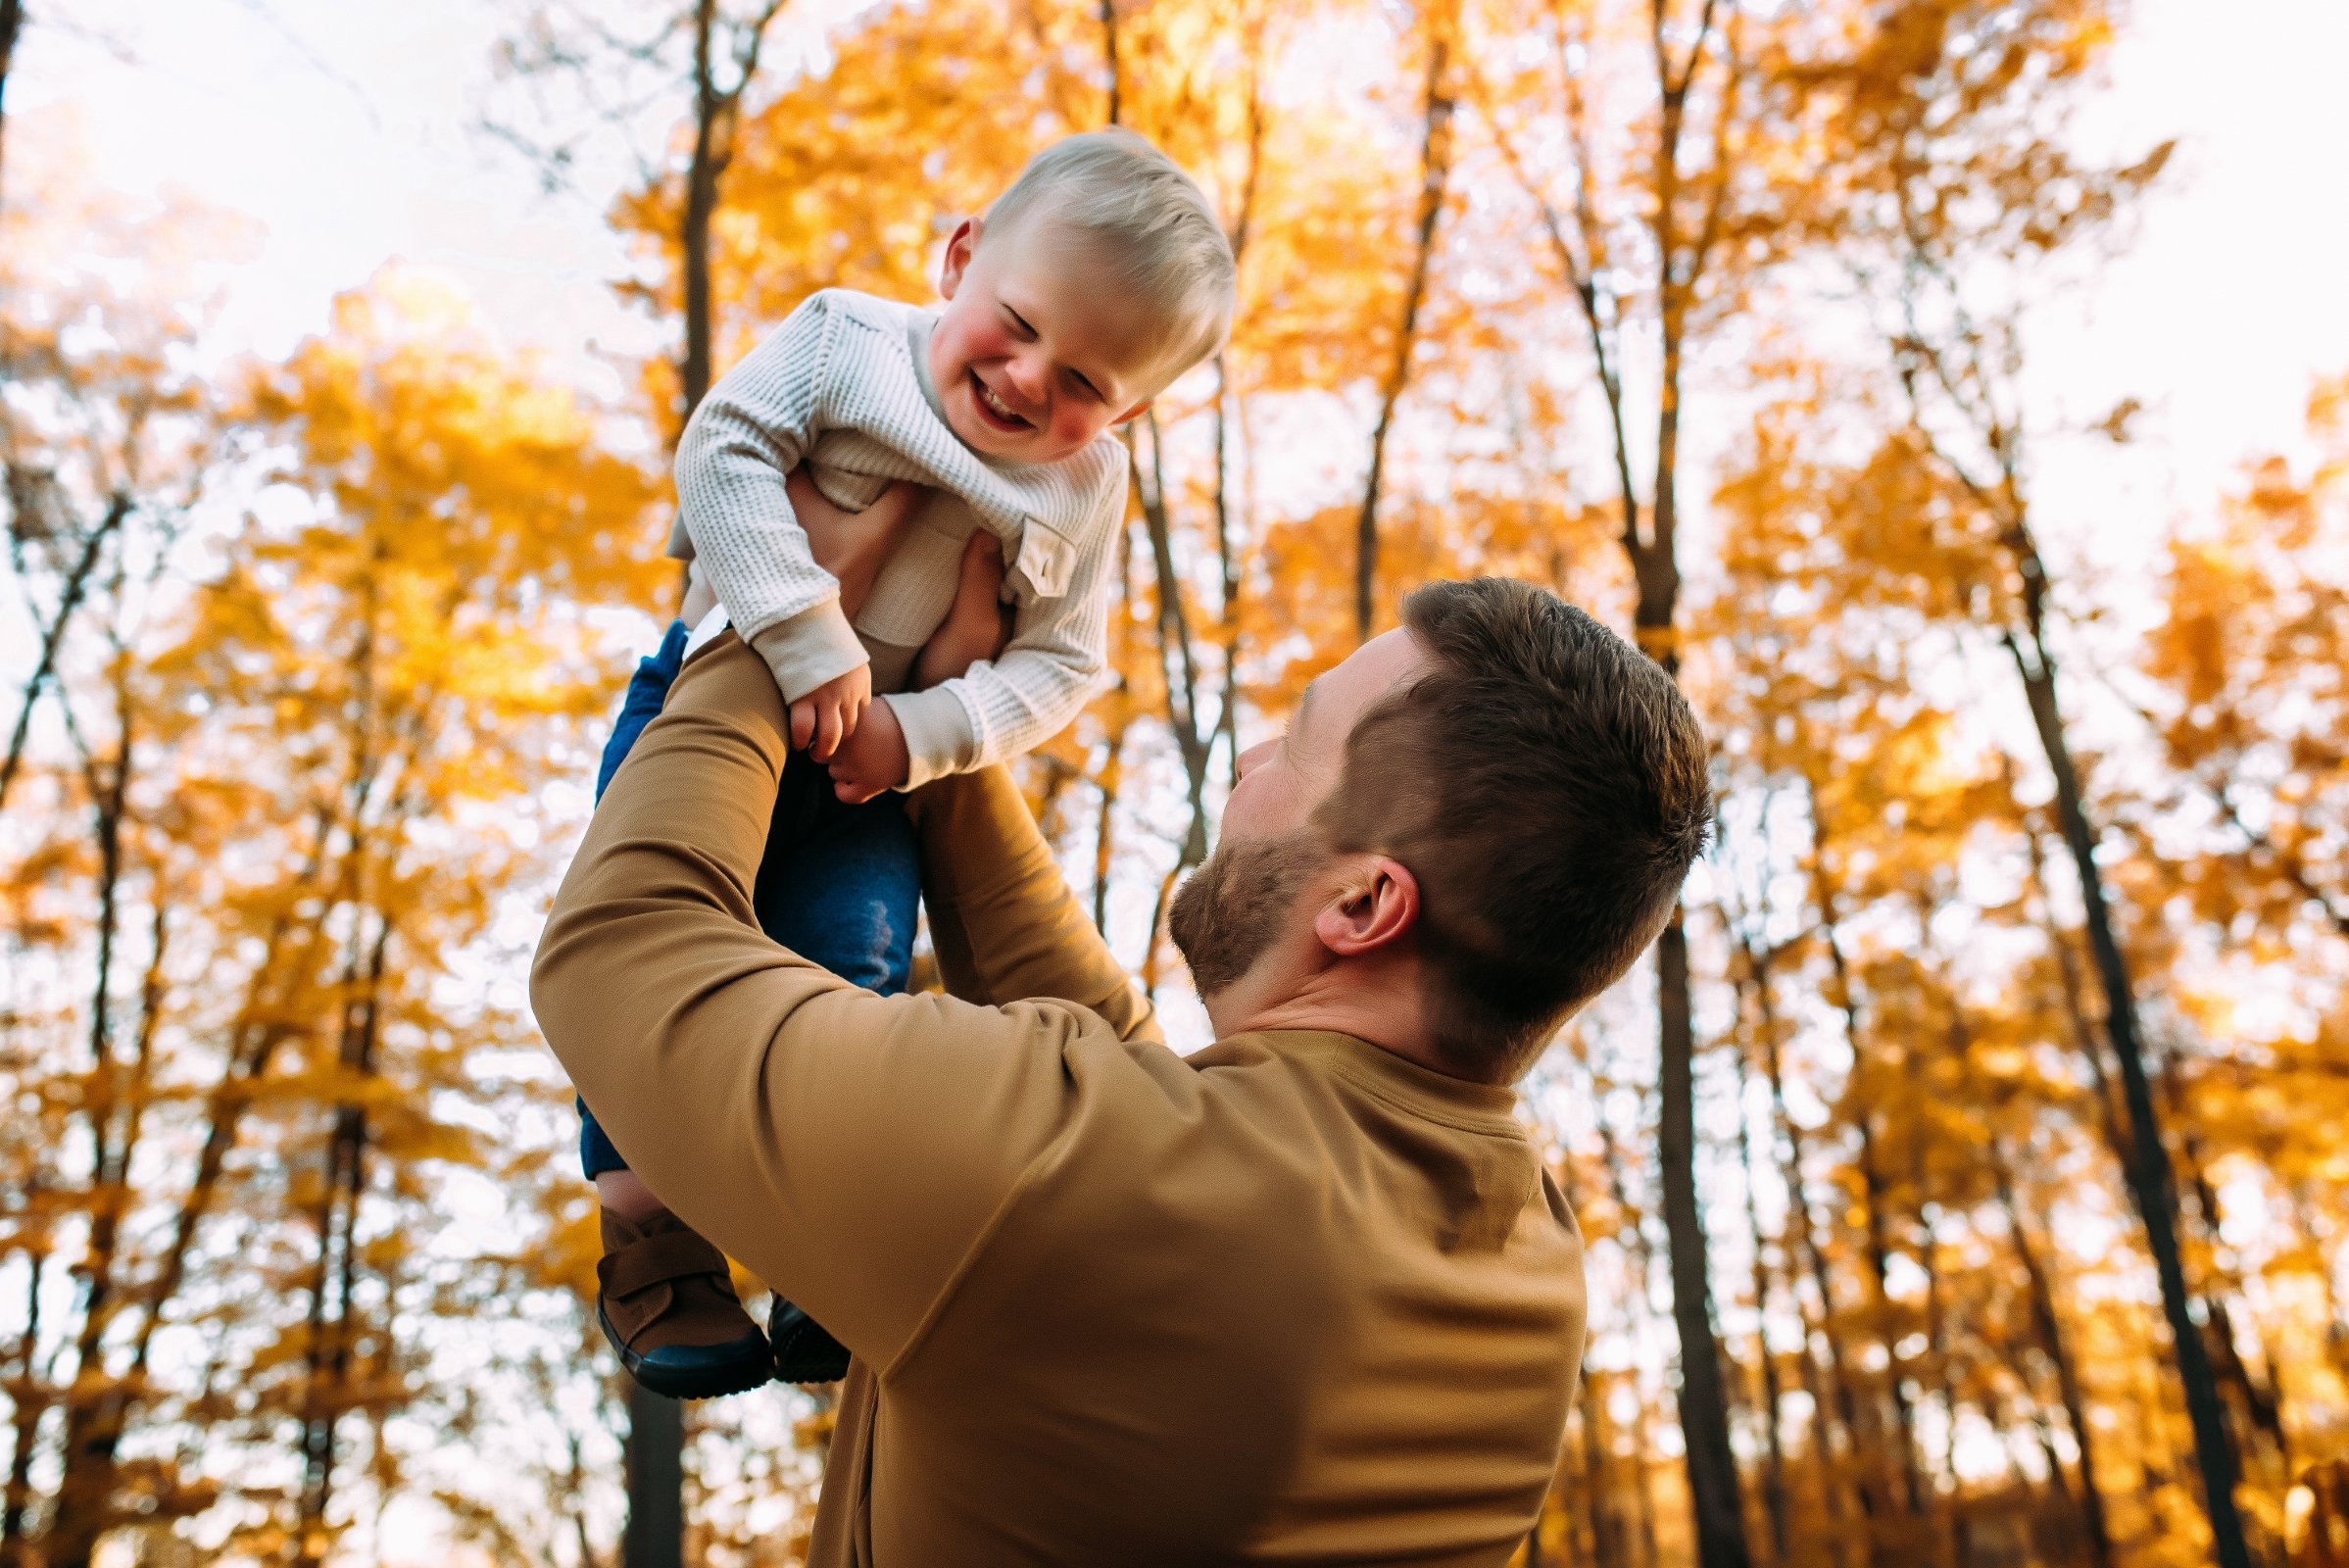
[1,242,660,1566]
[1795,3,2261,1560]
[1467,3,1857,1556]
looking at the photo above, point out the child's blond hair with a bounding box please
[982,129,1237,375]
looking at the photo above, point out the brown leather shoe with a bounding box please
[596,1207,772,1399]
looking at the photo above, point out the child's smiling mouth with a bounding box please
[968,368,1035,432]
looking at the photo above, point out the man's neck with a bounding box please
[1205,964,1480,1084]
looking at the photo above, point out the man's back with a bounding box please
[827,1028,1583,1566]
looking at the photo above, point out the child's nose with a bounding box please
[1006,354,1049,405]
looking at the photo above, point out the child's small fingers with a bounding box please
[790,702,813,752]
[814,705,844,761]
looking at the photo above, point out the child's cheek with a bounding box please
[959,320,1007,365]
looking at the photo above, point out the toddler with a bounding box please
[580,128,1237,1397]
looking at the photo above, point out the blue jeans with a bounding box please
[577,622,919,1179]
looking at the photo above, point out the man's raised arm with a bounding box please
[531,634,1149,1372]
[906,765,1160,1045]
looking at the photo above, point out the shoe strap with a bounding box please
[600,1229,733,1301]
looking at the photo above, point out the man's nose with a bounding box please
[1236,740,1274,779]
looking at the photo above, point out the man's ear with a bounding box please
[1110,398,1154,427]
[938,218,980,301]
[1313,855,1419,959]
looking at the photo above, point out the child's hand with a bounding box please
[826,696,910,804]
[913,530,1015,689]
[789,663,871,761]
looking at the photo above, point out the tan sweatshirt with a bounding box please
[531,634,1588,1567]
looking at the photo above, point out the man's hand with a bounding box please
[826,695,911,804]
[913,530,1015,690]
[788,468,923,621]
[790,663,871,761]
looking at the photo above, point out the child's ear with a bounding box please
[1111,399,1154,426]
[938,219,980,301]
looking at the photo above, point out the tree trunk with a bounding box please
[1656,913,1750,1568]
[2156,1054,2288,1478]
[2005,632,2252,1568]
[624,0,730,1551]
[1735,1045,1789,1563]
[0,0,23,210]
[44,668,141,1568]
[0,1244,46,1568]
[0,496,130,813]
[1855,1110,1925,1523]
[41,783,342,1564]
[623,1384,686,1568]
[1098,0,1119,125]
[1210,355,1244,785]
[1592,1110,1665,1568]
[678,0,720,430]
[1989,1144,2114,1568]
[1747,942,1865,1562]
[1905,1026,1962,1568]
[294,910,393,1565]
[1353,20,1453,642]
[1129,419,1214,868]
[1553,1154,1615,1568]
[1091,715,1127,933]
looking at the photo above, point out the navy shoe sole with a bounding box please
[768,1300,851,1385]
[599,1301,774,1400]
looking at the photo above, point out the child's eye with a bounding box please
[1002,307,1038,341]
[1065,372,1102,403]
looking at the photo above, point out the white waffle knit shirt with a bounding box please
[669,288,1129,790]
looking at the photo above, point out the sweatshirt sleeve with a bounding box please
[881,459,1125,788]
[905,765,1160,1045]
[531,633,1150,1371]
[672,293,868,703]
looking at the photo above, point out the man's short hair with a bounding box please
[982,128,1237,374]
[1314,580,1713,1080]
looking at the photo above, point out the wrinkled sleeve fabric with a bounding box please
[531,633,1152,1371]
[906,764,1160,1045]
[670,293,868,703]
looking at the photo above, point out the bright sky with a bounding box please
[14,0,2349,538]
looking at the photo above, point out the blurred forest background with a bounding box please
[3,0,2347,1564]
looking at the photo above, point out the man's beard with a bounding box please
[1167,829,1326,1000]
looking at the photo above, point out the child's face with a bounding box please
[928,215,1171,465]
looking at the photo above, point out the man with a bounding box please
[533,561,1711,1565]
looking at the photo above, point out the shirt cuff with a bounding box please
[747,600,869,704]
[884,686,979,791]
